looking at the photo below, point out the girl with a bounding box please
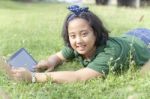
[1,5,150,83]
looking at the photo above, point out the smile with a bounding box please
[76,45,86,50]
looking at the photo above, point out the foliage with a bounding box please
[0,1,150,99]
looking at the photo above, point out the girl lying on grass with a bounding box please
[0,5,150,83]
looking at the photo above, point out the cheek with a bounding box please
[69,38,75,47]
[86,34,96,42]
[87,35,96,46]
[93,36,96,43]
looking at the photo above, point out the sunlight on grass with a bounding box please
[0,1,150,99]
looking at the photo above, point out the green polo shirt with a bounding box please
[61,36,150,75]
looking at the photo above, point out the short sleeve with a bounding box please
[61,47,75,60]
[87,47,116,75]
[87,37,132,75]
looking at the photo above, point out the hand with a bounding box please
[11,67,32,82]
[0,57,12,77]
[35,60,55,72]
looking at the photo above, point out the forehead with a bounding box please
[68,18,89,26]
[68,18,92,32]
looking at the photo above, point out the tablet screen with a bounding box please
[7,48,37,72]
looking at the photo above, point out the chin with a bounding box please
[77,50,87,55]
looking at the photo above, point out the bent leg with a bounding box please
[125,28,150,46]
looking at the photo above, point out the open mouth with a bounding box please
[76,45,86,51]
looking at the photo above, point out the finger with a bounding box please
[35,65,48,72]
[45,67,54,72]
[11,72,22,81]
[34,67,40,72]
[36,60,48,68]
[0,57,11,73]
[35,65,44,71]
[34,65,43,72]
[35,68,46,72]
[35,65,42,69]
[11,67,26,74]
[11,69,20,73]
[12,72,21,77]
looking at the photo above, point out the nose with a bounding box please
[76,36,83,44]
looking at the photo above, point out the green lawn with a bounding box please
[0,1,150,99]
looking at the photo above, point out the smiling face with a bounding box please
[68,18,96,58]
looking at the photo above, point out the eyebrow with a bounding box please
[69,30,87,34]
[80,30,87,33]
[68,32,75,35]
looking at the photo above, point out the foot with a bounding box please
[140,59,150,76]
[0,56,12,77]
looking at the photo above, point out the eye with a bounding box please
[69,34,76,39]
[82,32,88,37]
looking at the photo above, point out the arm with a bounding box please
[36,51,65,72]
[34,68,103,83]
[46,51,65,71]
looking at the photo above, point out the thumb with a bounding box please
[45,66,54,72]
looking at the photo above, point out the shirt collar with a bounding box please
[74,45,106,66]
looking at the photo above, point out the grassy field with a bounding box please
[0,1,150,99]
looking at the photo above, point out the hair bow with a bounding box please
[68,5,89,15]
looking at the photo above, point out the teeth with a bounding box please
[78,46,84,47]
[77,45,85,48]
[77,45,85,50]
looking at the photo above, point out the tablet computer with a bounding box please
[7,48,37,72]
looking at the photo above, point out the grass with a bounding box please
[0,1,150,99]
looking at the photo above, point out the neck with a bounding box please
[83,46,96,59]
